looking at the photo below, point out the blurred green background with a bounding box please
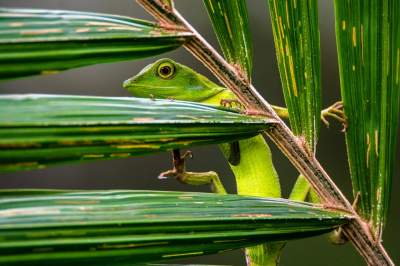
[0,1,398,265]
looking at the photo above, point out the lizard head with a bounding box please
[123,58,224,101]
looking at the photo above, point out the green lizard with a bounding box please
[123,58,345,265]
[123,58,281,199]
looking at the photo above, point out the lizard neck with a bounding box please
[201,88,237,105]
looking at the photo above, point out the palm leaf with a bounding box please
[0,189,351,265]
[334,0,400,238]
[0,94,274,173]
[0,8,192,80]
[267,0,322,152]
[203,0,252,80]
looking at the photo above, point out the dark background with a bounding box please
[0,1,398,265]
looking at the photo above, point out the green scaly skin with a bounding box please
[124,58,283,265]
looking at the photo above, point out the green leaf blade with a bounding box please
[0,8,192,80]
[334,0,400,237]
[203,0,253,80]
[267,0,322,152]
[0,189,351,265]
[0,94,274,173]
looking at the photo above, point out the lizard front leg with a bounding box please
[241,101,348,131]
[159,149,227,194]
[271,102,347,130]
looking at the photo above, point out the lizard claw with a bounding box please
[158,169,174,180]
[321,101,348,131]
[158,149,193,182]
[182,150,193,160]
[329,227,349,245]
[220,99,244,110]
[158,149,185,181]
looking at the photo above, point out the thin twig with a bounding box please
[136,1,394,265]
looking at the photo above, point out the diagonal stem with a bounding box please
[136,1,394,265]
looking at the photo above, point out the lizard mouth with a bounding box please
[123,82,177,91]
[122,78,136,89]
[122,77,137,89]
[122,80,179,99]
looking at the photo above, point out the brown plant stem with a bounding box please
[136,1,394,265]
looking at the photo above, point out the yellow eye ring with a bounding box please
[157,62,175,79]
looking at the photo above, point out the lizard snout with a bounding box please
[122,78,135,89]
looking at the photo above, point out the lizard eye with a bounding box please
[157,62,175,79]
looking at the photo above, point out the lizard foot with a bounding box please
[329,227,349,245]
[158,149,189,180]
[158,149,226,194]
[220,99,244,110]
[321,101,348,131]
